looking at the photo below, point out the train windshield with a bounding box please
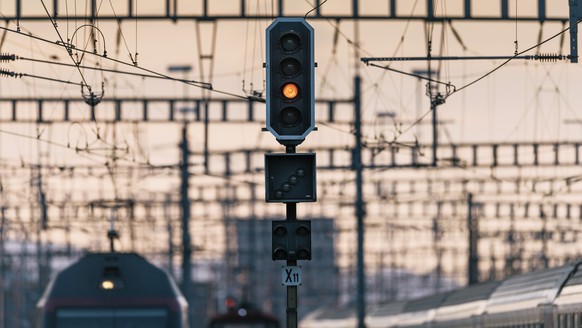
[56,308,168,327]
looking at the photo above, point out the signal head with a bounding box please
[266,18,315,145]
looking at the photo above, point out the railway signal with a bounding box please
[265,18,315,328]
[271,220,312,261]
[266,17,315,145]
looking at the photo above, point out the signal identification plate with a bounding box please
[281,266,302,286]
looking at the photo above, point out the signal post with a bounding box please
[264,18,316,328]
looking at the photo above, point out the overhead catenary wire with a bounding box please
[107,0,138,65]
[304,0,329,19]
[452,20,579,95]
[38,0,92,90]
[0,25,258,101]
[15,56,207,84]
[362,20,580,95]
[0,126,163,168]
[361,19,581,143]
[0,67,84,87]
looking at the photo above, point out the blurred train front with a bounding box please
[36,252,188,328]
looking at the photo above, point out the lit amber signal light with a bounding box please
[282,83,299,100]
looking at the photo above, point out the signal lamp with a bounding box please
[280,107,301,126]
[297,248,311,260]
[282,83,299,99]
[296,224,309,236]
[273,247,288,260]
[280,33,300,52]
[281,58,301,76]
[274,225,287,236]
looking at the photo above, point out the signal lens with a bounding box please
[297,248,311,260]
[280,33,300,52]
[280,58,301,76]
[296,225,310,236]
[274,248,288,260]
[274,225,287,236]
[282,83,299,99]
[280,107,302,126]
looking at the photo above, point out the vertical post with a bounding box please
[390,0,397,17]
[540,206,548,268]
[354,75,366,328]
[278,0,283,17]
[90,0,97,21]
[52,0,58,20]
[570,0,580,63]
[180,125,193,328]
[538,0,546,21]
[203,0,208,17]
[16,0,21,21]
[464,0,471,18]
[248,183,256,303]
[0,206,5,328]
[431,99,438,167]
[286,145,298,328]
[286,202,298,328]
[433,202,442,293]
[467,193,479,285]
[501,0,509,19]
[64,100,70,121]
[137,100,146,122]
[427,0,434,19]
[164,194,174,277]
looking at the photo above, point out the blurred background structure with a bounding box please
[1,1,582,327]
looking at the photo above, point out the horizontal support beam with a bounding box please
[1,141,581,174]
[0,97,352,124]
[189,141,582,173]
[0,14,568,22]
[1,0,566,22]
[3,198,582,225]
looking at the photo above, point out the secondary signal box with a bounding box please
[265,153,316,203]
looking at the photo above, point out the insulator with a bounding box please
[0,54,16,62]
[535,53,565,62]
[0,69,21,78]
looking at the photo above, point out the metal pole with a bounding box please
[432,99,438,167]
[467,193,479,285]
[0,207,5,328]
[247,183,256,303]
[570,0,580,63]
[180,124,193,327]
[285,145,298,328]
[286,202,298,328]
[354,75,366,328]
[164,194,174,277]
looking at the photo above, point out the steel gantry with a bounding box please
[0,97,352,124]
[0,0,569,22]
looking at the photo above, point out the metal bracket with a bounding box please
[570,0,582,62]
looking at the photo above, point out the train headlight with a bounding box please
[101,280,115,290]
